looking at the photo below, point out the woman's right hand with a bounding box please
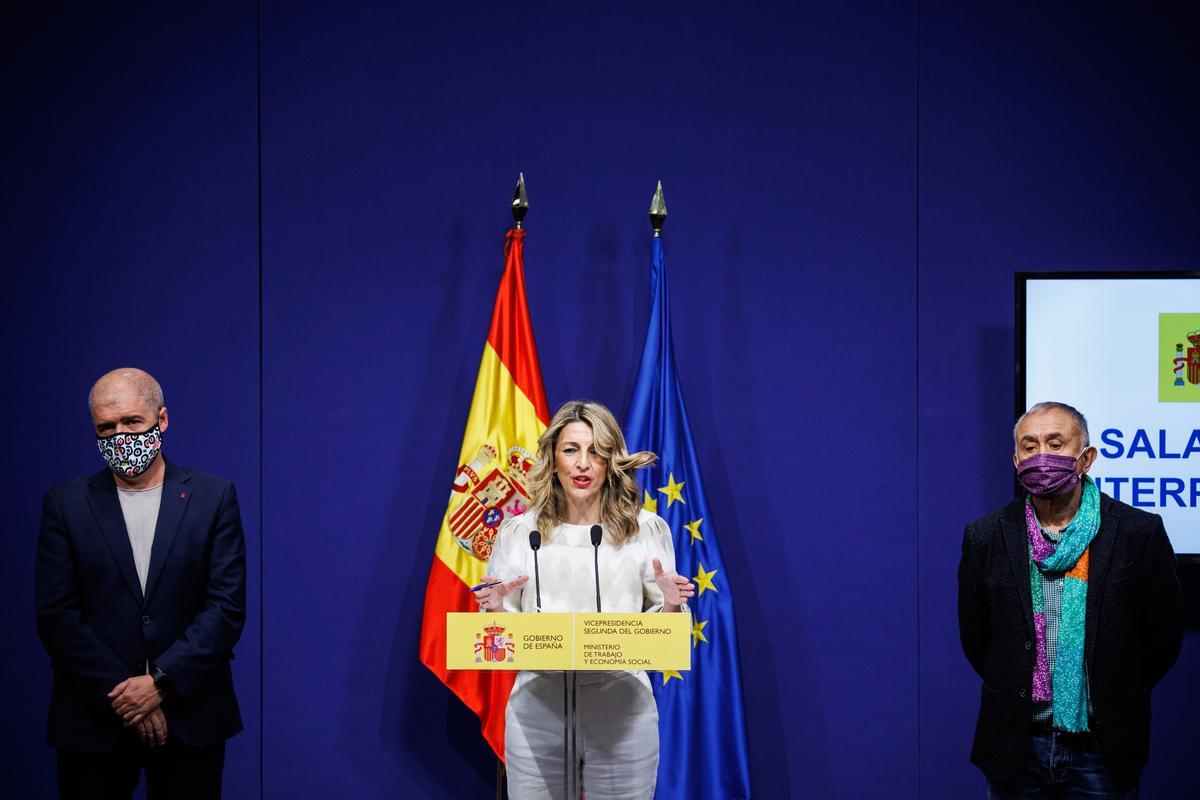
[473,575,529,611]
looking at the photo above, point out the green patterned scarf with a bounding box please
[1026,475,1100,733]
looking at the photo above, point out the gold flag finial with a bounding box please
[649,180,667,236]
[511,173,529,227]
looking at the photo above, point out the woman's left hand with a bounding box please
[652,558,695,612]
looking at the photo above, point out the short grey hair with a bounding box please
[1013,401,1090,450]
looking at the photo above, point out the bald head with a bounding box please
[89,368,164,415]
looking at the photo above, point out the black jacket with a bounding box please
[35,460,246,751]
[958,492,1182,784]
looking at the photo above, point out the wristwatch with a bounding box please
[150,665,169,690]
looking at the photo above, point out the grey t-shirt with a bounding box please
[117,484,163,592]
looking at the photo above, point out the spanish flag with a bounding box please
[418,226,551,759]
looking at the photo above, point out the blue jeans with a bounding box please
[987,731,1137,799]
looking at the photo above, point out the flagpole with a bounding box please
[420,168,551,799]
[493,171,528,800]
[508,174,576,800]
[516,171,576,800]
[630,176,752,800]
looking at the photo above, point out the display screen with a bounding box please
[1018,273,1200,556]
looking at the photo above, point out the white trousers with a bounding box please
[504,671,659,800]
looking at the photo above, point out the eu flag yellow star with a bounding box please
[661,670,684,686]
[658,473,686,507]
[691,618,709,648]
[642,489,658,513]
[684,518,704,543]
[693,562,718,595]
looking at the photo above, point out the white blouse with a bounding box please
[485,509,680,614]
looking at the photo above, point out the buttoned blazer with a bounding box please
[35,459,246,752]
[957,492,1183,784]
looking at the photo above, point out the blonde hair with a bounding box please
[528,400,656,545]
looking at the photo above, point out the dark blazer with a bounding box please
[958,492,1183,785]
[35,459,246,752]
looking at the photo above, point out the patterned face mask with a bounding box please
[97,424,162,478]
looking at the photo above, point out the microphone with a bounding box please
[589,524,603,612]
[528,530,542,612]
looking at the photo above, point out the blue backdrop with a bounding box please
[3,2,1197,797]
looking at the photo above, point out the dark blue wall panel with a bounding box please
[259,2,916,796]
[1,4,261,796]
[256,1,919,796]
[918,3,1200,797]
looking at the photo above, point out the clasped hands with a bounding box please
[109,675,167,747]
[472,560,695,612]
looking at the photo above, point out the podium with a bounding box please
[446,611,691,671]
[447,612,690,799]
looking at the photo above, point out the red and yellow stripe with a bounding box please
[418,227,550,759]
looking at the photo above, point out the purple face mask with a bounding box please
[1016,452,1084,499]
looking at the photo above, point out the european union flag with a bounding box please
[626,231,752,800]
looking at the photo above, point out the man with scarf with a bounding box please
[35,369,246,798]
[958,401,1182,798]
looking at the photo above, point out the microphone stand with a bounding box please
[542,524,604,800]
[564,526,605,798]
[563,669,575,800]
[528,529,570,798]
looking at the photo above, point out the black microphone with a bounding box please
[589,524,603,612]
[528,530,542,612]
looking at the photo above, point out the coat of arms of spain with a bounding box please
[448,443,535,561]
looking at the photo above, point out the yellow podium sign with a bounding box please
[446,612,573,670]
[446,612,690,671]
[574,613,689,670]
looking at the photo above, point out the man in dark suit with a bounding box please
[958,401,1182,798]
[36,368,246,799]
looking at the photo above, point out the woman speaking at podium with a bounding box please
[474,400,694,800]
